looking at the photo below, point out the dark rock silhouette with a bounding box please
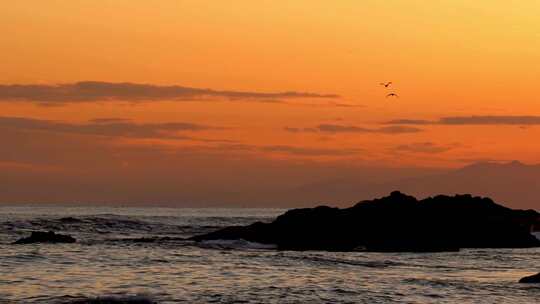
[13,231,76,244]
[59,217,84,223]
[191,192,540,252]
[519,272,540,283]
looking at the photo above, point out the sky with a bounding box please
[1,1,540,206]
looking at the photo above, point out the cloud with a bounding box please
[373,126,423,134]
[0,116,219,140]
[286,101,364,108]
[317,124,372,133]
[456,157,511,164]
[285,124,422,134]
[0,81,340,105]
[88,118,133,123]
[261,145,361,156]
[283,127,318,133]
[393,142,456,154]
[439,116,540,125]
[385,115,540,125]
[181,143,362,157]
[384,119,432,125]
[0,116,362,159]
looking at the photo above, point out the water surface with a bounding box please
[0,206,538,303]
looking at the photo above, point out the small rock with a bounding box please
[13,231,76,244]
[59,217,83,223]
[519,272,540,283]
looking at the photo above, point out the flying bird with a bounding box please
[380,82,392,88]
[386,93,399,98]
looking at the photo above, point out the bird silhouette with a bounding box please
[380,82,392,88]
[386,93,399,98]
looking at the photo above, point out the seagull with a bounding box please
[380,82,392,88]
[386,93,399,98]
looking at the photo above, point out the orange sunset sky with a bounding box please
[1,1,539,206]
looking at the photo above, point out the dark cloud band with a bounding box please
[0,81,340,104]
[393,142,456,154]
[0,116,216,140]
[386,116,540,125]
[285,124,422,134]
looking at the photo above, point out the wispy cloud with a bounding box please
[283,127,318,133]
[0,81,340,105]
[180,143,362,157]
[0,116,363,158]
[0,116,219,140]
[393,142,457,154]
[285,101,364,108]
[386,115,540,125]
[384,119,432,125]
[374,126,423,134]
[88,118,133,123]
[261,145,362,156]
[285,124,422,134]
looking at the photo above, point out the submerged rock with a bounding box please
[13,231,76,244]
[519,272,540,283]
[191,191,540,252]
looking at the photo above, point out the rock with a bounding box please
[191,191,540,252]
[59,217,83,223]
[519,272,540,283]
[13,231,76,244]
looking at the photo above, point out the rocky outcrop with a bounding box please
[519,272,540,283]
[13,231,76,244]
[191,192,540,252]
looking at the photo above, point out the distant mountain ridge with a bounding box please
[288,161,540,210]
[395,161,540,210]
[1,161,538,209]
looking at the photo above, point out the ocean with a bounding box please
[0,206,538,303]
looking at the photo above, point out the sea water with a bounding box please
[0,206,538,303]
